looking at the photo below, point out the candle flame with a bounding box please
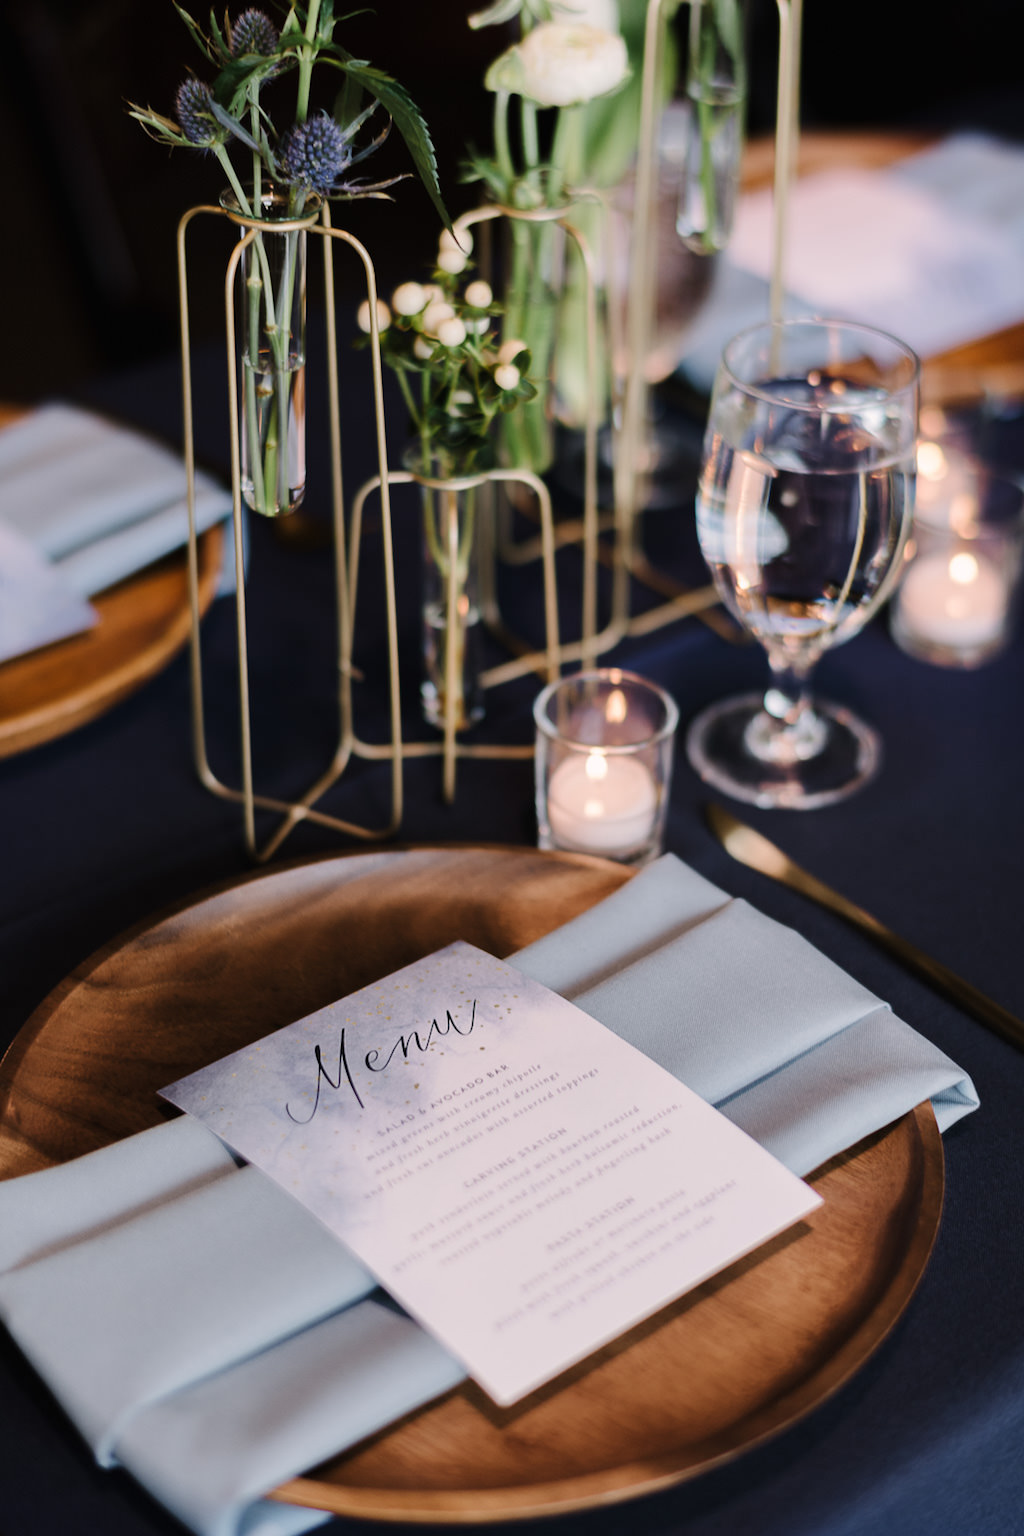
[917,441,947,481]
[585,751,608,782]
[949,552,979,585]
[605,689,627,725]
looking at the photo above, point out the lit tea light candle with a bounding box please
[547,750,658,857]
[897,549,1009,651]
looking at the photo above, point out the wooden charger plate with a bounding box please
[0,846,943,1522]
[0,405,224,758]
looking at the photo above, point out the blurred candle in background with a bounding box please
[892,442,1024,668]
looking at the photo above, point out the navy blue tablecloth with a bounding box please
[1,343,1023,1536]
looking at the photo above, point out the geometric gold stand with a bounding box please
[612,0,803,642]
[179,201,562,859]
[348,465,561,808]
[178,198,403,861]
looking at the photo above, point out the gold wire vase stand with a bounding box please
[178,198,562,861]
[451,200,623,675]
[348,463,560,809]
[488,0,805,650]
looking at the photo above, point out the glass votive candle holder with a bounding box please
[891,445,1024,668]
[534,669,678,866]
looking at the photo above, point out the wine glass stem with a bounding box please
[745,662,828,766]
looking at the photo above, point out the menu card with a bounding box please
[162,943,821,1406]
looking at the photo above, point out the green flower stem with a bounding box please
[422,479,475,579]
[217,148,269,511]
[243,280,268,511]
[505,107,585,471]
[248,100,262,210]
[493,90,514,188]
[217,144,307,516]
[521,98,541,202]
[423,478,477,731]
[696,22,719,249]
[246,102,270,509]
[392,365,422,442]
[521,100,539,170]
[521,265,556,468]
[270,229,302,510]
[295,0,321,126]
[492,82,550,469]
[214,146,278,330]
[423,482,446,574]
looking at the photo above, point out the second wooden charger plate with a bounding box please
[0,404,224,758]
[0,846,943,1522]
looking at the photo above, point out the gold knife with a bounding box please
[706,801,1024,1053]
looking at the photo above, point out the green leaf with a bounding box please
[125,102,190,147]
[323,54,450,228]
[209,98,262,153]
[207,8,232,62]
[213,55,293,109]
[333,69,365,130]
[260,128,281,179]
[277,18,313,55]
[712,0,747,71]
[172,3,218,64]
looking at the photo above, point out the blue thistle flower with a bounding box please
[175,78,223,148]
[231,9,280,57]
[278,113,351,194]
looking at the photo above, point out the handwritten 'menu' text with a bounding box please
[285,1000,479,1124]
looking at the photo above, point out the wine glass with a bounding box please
[686,317,920,809]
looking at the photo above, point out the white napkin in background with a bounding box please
[0,402,233,660]
[0,519,98,664]
[0,854,979,1536]
[683,132,1024,392]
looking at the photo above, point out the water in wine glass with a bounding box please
[686,320,920,810]
[697,374,915,674]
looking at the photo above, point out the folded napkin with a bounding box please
[0,401,233,607]
[0,854,978,1536]
[683,132,1024,393]
[0,519,98,665]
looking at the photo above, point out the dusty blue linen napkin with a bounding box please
[514,856,979,1170]
[0,402,232,602]
[0,854,978,1536]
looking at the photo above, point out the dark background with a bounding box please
[1,0,1022,407]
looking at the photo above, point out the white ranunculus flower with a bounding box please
[487,22,629,109]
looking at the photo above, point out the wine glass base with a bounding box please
[685,692,881,810]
